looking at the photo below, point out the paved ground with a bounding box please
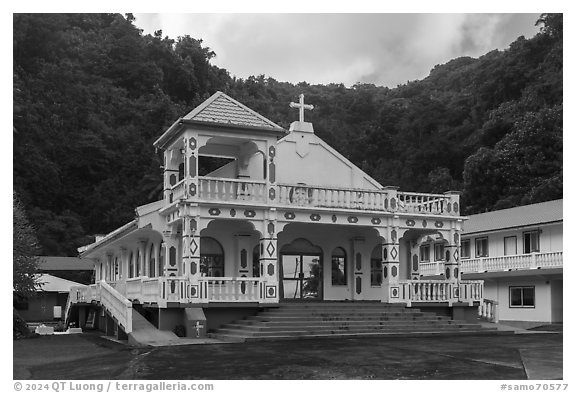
[13,332,562,380]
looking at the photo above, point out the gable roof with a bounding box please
[154,91,285,150]
[36,274,86,293]
[183,91,284,131]
[463,199,563,234]
[38,256,94,271]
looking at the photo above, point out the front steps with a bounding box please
[209,302,503,342]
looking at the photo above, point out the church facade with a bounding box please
[73,92,483,338]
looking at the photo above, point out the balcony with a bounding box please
[419,251,563,276]
[180,177,459,216]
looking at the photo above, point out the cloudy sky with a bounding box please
[133,13,541,88]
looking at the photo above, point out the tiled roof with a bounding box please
[183,91,284,130]
[463,199,563,234]
[38,256,94,271]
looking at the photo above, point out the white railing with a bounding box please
[397,192,452,215]
[198,177,267,203]
[393,279,483,305]
[171,179,186,201]
[199,277,264,302]
[479,299,499,322]
[142,277,160,303]
[419,261,443,276]
[461,251,563,273]
[66,282,133,333]
[99,281,133,333]
[277,184,391,211]
[125,277,143,300]
[459,280,484,304]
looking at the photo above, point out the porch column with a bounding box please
[444,227,462,301]
[106,253,113,281]
[260,218,279,303]
[184,216,202,302]
[235,234,253,277]
[410,241,420,279]
[137,240,147,277]
[120,247,128,281]
[163,234,179,277]
[266,144,277,204]
[379,226,402,303]
[185,136,199,201]
[95,259,101,282]
[351,237,365,300]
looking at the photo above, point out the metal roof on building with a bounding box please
[35,274,86,293]
[38,256,94,271]
[183,91,284,130]
[463,199,563,234]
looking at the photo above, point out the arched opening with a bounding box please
[280,238,322,300]
[331,247,347,286]
[200,237,225,277]
[159,243,165,277]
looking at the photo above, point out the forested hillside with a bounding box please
[13,13,562,256]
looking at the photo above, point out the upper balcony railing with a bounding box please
[419,251,563,276]
[189,177,458,216]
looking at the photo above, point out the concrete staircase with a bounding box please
[209,302,502,342]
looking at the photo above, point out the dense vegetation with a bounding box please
[13,13,562,256]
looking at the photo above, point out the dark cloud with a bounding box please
[135,13,541,87]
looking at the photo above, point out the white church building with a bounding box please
[68,92,486,343]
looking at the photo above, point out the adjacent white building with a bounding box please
[420,199,562,327]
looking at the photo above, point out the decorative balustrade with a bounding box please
[397,192,452,215]
[198,177,267,203]
[479,299,499,322]
[277,184,391,211]
[407,280,453,302]
[393,279,482,305]
[199,277,264,302]
[460,251,563,273]
[171,179,186,201]
[418,261,443,276]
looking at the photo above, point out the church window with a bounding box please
[200,237,225,277]
[331,247,347,286]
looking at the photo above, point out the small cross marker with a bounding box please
[290,94,314,122]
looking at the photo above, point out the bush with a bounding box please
[173,324,186,337]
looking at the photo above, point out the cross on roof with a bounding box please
[289,94,314,122]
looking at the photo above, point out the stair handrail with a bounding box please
[100,280,133,333]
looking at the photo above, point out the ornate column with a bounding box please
[444,225,462,302]
[260,217,278,303]
[185,136,199,201]
[267,144,277,204]
[379,224,401,303]
[351,237,365,300]
[184,216,203,302]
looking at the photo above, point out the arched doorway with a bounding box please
[279,238,323,300]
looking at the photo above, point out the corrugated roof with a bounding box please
[39,256,94,271]
[463,199,563,234]
[36,274,86,293]
[183,91,284,130]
